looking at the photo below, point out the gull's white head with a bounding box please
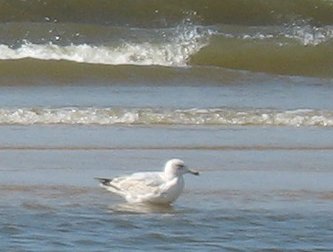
[164,159,199,178]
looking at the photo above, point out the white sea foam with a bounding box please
[0,107,332,127]
[214,23,333,46]
[286,24,333,46]
[0,25,209,67]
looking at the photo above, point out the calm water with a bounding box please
[1,1,333,251]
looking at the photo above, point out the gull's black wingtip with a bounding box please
[94,177,112,186]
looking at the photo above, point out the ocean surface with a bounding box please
[1,1,333,251]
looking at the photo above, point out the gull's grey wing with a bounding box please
[111,172,164,194]
[96,172,165,195]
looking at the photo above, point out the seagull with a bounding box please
[96,159,199,205]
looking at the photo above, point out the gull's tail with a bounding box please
[95,177,125,197]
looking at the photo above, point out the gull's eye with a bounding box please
[178,164,185,169]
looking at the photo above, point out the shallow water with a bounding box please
[1,124,333,251]
[2,189,333,251]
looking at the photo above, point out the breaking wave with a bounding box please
[1,1,333,77]
[0,25,210,67]
[1,22,332,76]
[1,107,332,127]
